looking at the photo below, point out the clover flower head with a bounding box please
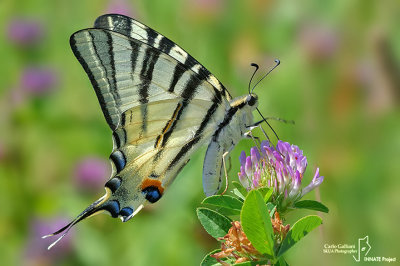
[237,140,324,209]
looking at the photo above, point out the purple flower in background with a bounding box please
[20,67,58,95]
[7,18,43,46]
[238,140,324,208]
[75,157,110,190]
[24,217,72,264]
[106,0,134,17]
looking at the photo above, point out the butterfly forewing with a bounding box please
[70,28,227,130]
[94,14,231,102]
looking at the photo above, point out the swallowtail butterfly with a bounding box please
[44,14,273,249]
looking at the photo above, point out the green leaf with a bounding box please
[266,202,276,218]
[202,195,243,215]
[257,187,273,203]
[232,181,248,197]
[275,257,289,266]
[293,200,329,213]
[200,249,221,266]
[264,188,273,202]
[196,207,232,239]
[277,215,322,257]
[232,188,245,200]
[241,190,275,258]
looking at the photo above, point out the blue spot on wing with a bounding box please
[142,186,162,203]
[119,207,133,217]
[101,200,120,217]
[105,176,122,193]
[110,150,126,173]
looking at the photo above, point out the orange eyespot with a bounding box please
[141,178,164,194]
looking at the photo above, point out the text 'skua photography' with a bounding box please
[1,1,399,266]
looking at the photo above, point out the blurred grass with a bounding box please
[1,0,399,265]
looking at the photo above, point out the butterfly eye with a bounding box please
[142,186,162,203]
[247,95,257,106]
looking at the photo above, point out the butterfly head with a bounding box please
[245,93,258,109]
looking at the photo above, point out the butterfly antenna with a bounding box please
[264,116,295,125]
[248,63,259,94]
[251,59,280,93]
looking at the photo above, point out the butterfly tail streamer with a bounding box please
[42,192,111,250]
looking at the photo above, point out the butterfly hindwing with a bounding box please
[202,140,225,197]
[108,97,226,214]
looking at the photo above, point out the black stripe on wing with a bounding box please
[167,94,220,170]
[130,37,140,87]
[159,74,203,147]
[105,31,121,109]
[139,47,161,134]
[168,64,186,93]
[152,74,208,162]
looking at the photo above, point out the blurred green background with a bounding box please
[1,0,399,265]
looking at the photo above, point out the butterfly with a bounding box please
[44,14,276,249]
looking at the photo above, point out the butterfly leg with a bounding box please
[258,125,270,141]
[220,151,230,195]
[263,116,295,125]
[244,129,262,149]
[246,123,271,143]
